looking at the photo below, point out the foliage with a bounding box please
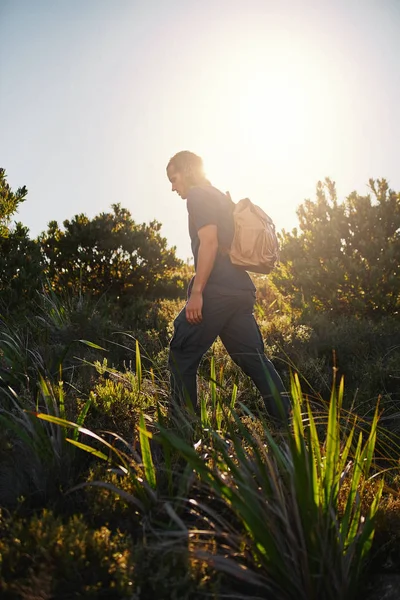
[84,361,160,440]
[158,375,384,600]
[372,492,400,575]
[38,203,190,301]
[0,324,398,598]
[255,312,400,412]
[0,168,399,597]
[296,313,400,408]
[0,306,106,403]
[33,358,388,600]
[272,178,400,317]
[0,170,43,315]
[0,509,135,599]
[0,375,91,510]
[0,223,44,315]
[0,168,28,238]
[35,411,163,516]
[0,167,191,322]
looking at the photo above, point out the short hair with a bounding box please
[166,151,207,183]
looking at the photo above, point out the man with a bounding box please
[166,150,290,425]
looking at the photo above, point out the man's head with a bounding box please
[166,151,209,199]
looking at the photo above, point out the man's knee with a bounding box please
[168,348,185,378]
[168,347,199,377]
[229,349,265,370]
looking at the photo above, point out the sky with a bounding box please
[1,0,399,261]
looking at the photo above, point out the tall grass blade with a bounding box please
[230,383,237,409]
[200,393,209,428]
[139,412,156,489]
[290,372,305,454]
[338,421,356,482]
[66,438,109,461]
[73,396,92,441]
[215,364,224,430]
[78,339,106,350]
[58,365,66,421]
[210,355,217,412]
[358,478,384,561]
[306,399,323,506]
[136,339,142,394]
[341,431,364,543]
[216,397,223,431]
[157,403,173,494]
[324,378,340,505]
[361,402,379,476]
[35,413,129,470]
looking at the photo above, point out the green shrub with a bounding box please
[300,314,400,410]
[0,377,91,511]
[372,493,400,574]
[158,374,384,600]
[0,509,135,599]
[250,312,400,415]
[84,362,161,439]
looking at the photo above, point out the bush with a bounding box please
[85,365,160,440]
[157,374,384,600]
[251,312,400,415]
[300,314,400,410]
[0,509,135,599]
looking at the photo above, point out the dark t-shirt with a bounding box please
[186,185,255,293]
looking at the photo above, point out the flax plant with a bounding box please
[0,374,92,505]
[35,410,159,513]
[0,374,91,462]
[158,372,384,600]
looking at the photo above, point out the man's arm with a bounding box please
[192,224,219,293]
[185,224,218,324]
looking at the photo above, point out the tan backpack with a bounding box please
[226,194,280,274]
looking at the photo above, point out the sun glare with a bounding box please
[236,72,307,160]
[203,66,311,182]
[196,42,331,217]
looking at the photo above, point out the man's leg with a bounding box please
[168,293,236,411]
[168,308,208,412]
[219,292,291,424]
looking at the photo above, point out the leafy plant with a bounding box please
[0,508,135,598]
[272,178,400,317]
[0,375,91,508]
[35,410,159,514]
[158,373,384,600]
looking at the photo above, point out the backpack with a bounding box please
[225,193,280,274]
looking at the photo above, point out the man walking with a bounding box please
[166,151,290,425]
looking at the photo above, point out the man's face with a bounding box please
[167,165,188,200]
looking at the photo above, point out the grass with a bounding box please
[156,372,384,600]
[0,313,399,599]
[22,365,386,600]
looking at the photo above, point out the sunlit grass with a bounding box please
[0,311,399,598]
[27,352,388,599]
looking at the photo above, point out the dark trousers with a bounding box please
[168,286,291,424]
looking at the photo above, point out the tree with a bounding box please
[0,168,27,238]
[39,204,188,302]
[0,170,43,315]
[0,223,44,314]
[271,178,400,317]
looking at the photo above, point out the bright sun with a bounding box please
[201,55,315,189]
[236,71,308,161]
[188,37,336,224]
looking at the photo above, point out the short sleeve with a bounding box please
[186,187,218,232]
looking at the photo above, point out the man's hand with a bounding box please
[186,290,203,324]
